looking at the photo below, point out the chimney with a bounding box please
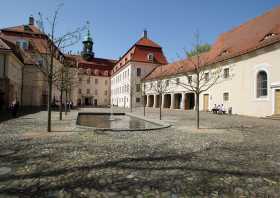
[143,29,148,38]
[29,15,34,25]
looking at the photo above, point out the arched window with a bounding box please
[257,71,268,97]
[147,53,154,61]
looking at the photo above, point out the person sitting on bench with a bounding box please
[212,104,218,114]
[218,104,226,114]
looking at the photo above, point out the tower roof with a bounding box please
[83,29,93,43]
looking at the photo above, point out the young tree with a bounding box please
[129,83,136,113]
[53,61,78,120]
[33,4,83,131]
[140,82,147,116]
[148,65,172,120]
[176,32,222,129]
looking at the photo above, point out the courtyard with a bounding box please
[0,108,279,197]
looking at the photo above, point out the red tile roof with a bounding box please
[1,25,44,35]
[112,36,168,76]
[68,54,116,77]
[135,37,162,48]
[144,52,210,80]
[0,24,64,65]
[145,6,280,81]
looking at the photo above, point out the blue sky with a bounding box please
[1,0,279,62]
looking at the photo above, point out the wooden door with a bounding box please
[275,89,280,115]
[203,94,209,111]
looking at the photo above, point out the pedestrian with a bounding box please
[12,100,19,117]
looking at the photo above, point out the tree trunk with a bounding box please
[47,49,54,132]
[65,89,67,116]
[47,75,52,132]
[130,93,132,113]
[159,94,162,120]
[59,88,63,120]
[196,92,200,129]
[143,98,146,116]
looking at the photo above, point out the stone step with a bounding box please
[265,114,280,120]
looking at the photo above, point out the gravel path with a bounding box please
[0,108,279,197]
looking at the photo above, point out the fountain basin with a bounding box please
[76,112,170,131]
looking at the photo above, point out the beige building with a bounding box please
[143,6,280,117]
[67,30,116,107]
[0,38,24,109]
[0,16,65,107]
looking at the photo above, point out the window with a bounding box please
[136,84,141,92]
[94,69,99,75]
[257,71,268,97]
[95,90,98,95]
[95,79,98,84]
[223,92,229,101]
[79,89,82,94]
[104,90,108,96]
[86,89,90,94]
[176,78,180,85]
[205,72,209,82]
[165,80,169,87]
[87,69,91,75]
[150,82,153,89]
[262,33,276,41]
[37,58,43,67]
[137,68,141,77]
[79,78,82,82]
[16,40,29,50]
[136,97,141,103]
[224,68,229,78]
[87,78,90,84]
[147,53,154,61]
[188,76,192,84]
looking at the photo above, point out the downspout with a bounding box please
[3,54,6,78]
[3,54,7,107]
[20,65,24,106]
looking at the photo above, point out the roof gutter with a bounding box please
[3,53,7,78]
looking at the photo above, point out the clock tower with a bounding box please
[81,29,94,60]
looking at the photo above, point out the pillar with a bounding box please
[161,94,164,108]
[153,94,157,108]
[181,93,185,110]
[170,93,175,109]
[147,95,150,107]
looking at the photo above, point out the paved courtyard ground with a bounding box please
[0,107,280,197]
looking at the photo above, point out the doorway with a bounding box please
[185,93,195,110]
[203,94,209,111]
[275,89,280,114]
[85,97,92,106]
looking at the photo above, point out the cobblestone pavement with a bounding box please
[0,108,279,197]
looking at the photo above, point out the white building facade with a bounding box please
[111,31,168,108]
[143,7,280,117]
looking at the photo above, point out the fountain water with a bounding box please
[108,105,115,121]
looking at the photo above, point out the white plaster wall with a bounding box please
[144,43,280,117]
[111,64,131,108]
[111,62,160,108]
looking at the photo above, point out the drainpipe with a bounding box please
[20,65,24,106]
[3,54,7,107]
[3,54,7,78]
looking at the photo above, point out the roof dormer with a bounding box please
[261,32,277,42]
